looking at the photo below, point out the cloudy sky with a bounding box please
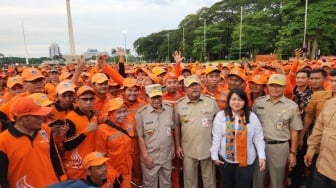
[0,0,219,58]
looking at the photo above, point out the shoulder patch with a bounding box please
[204,94,216,100]
[175,97,185,104]
[163,102,174,107]
[137,105,148,114]
[256,95,266,100]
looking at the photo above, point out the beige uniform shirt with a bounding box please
[307,97,336,181]
[136,103,174,165]
[174,95,219,160]
[252,95,303,141]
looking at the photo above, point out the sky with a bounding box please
[0,0,220,58]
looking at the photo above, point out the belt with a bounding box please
[265,140,288,144]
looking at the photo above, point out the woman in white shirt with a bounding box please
[210,88,266,188]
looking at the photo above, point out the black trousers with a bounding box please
[218,162,254,188]
[312,170,336,188]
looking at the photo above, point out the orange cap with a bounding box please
[163,72,178,83]
[82,152,110,169]
[10,96,52,118]
[106,97,124,112]
[108,79,120,87]
[228,68,246,81]
[121,78,140,89]
[56,80,76,95]
[21,68,44,81]
[249,75,267,85]
[91,73,109,84]
[29,93,54,107]
[205,66,220,75]
[7,76,23,88]
[76,86,95,97]
[59,71,73,82]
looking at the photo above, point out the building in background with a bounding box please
[49,43,61,58]
[84,49,98,59]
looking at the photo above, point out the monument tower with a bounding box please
[66,0,76,55]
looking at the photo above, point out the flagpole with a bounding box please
[22,20,29,65]
[239,6,242,60]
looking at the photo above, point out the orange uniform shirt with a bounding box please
[63,108,97,180]
[0,124,66,187]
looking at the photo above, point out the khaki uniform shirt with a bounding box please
[174,95,219,160]
[136,103,174,165]
[307,97,336,181]
[252,95,303,141]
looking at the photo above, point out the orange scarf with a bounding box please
[225,113,247,167]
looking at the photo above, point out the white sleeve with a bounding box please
[210,111,226,160]
[251,112,266,160]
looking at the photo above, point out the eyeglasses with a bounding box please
[78,97,95,102]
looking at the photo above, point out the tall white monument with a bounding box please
[66,0,76,55]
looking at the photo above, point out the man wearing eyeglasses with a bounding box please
[62,86,99,180]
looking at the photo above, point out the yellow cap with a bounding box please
[145,84,162,98]
[205,66,220,75]
[267,74,286,86]
[184,75,200,87]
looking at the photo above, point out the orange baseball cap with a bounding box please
[163,72,178,83]
[108,79,120,87]
[21,68,44,81]
[106,97,124,112]
[56,80,76,95]
[7,76,23,88]
[121,78,140,89]
[205,66,220,75]
[83,152,110,169]
[10,96,52,118]
[29,93,54,107]
[91,73,109,84]
[249,75,267,85]
[76,86,95,97]
[59,71,73,82]
[228,68,246,81]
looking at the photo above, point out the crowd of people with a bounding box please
[0,48,336,188]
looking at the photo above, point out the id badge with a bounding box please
[202,118,209,127]
[167,128,172,137]
[276,121,283,130]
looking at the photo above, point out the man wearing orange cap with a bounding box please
[227,68,246,90]
[0,96,66,187]
[248,74,267,108]
[136,84,174,188]
[161,72,184,188]
[82,152,122,188]
[202,66,229,109]
[3,75,24,103]
[91,73,114,123]
[120,78,146,188]
[45,68,60,101]
[62,86,98,179]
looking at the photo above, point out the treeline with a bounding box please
[133,0,336,62]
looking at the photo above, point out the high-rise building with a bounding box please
[84,49,98,59]
[49,43,61,58]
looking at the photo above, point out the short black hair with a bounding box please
[309,68,327,78]
[329,69,336,77]
[224,88,250,124]
[296,69,310,78]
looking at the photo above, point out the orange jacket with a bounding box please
[202,87,229,110]
[63,108,97,179]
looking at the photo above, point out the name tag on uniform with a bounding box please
[276,121,283,130]
[167,128,172,137]
[202,118,209,127]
